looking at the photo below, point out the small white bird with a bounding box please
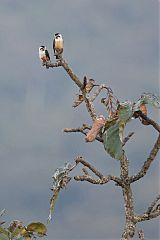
[39,46,51,67]
[53,33,64,59]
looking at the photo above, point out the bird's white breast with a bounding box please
[39,50,45,59]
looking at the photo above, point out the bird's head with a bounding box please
[39,46,46,52]
[55,33,62,39]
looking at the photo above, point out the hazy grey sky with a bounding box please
[0,1,159,239]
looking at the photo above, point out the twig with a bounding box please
[45,61,62,68]
[138,229,145,240]
[60,59,83,89]
[146,194,160,214]
[74,156,122,186]
[61,59,97,120]
[0,209,5,218]
[134,208,160,223]
[90,84,109,102]
[64,125,103,142]
[82,168,89,175]
[136,111,160,133]
[82,93,97,120]
[75,157,104,179]
[130,134,160,183]
[46,59,97,120]
[134,194,160,223]
[122,132,134,146]
[74,175,107,184]
[74,175,120,185]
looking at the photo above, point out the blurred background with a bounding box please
[0,0,159,239]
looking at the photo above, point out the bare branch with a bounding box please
[135,111,160,133]
[90,84,109,102]
[82,93,97,120]
[74,156,122,186]
[61,59,97,120]
[60,59,83,89]
[47,59,97,120]
[120,156,136,239]
[45,61,62,68]
[64,126,89,134]
[82,167,89,175]
[122,132,134,146]
[138,229,145,240]
[130,134,160,183]
[134,195,160,223]
[75,156,104,179]
[74,174,120,185]
[134,209,160,223]
[147,194,160,214]
[0,209,5,218]
[64,124,103,142]
[74,175,107,184]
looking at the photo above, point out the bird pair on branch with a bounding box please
[39,32,64,67]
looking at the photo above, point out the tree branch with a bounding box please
[82,93,97,120]
[75,157,104,179]
[45,61,62,68]
[46,59,97,120]
[130,134,160,183]
[74,174,121,185]
[134,209,160,223]
[138,229,145,240]
[90,84,110,102]
[45,53,160,238]
[64,124,103,142]
[120,156,136,239]
[146,194,160,214]
[134,195,160,223]
[74,156,123,186]
[122,132,134,147]
[136,111,160,133]
[60,59,97,120]
[60,59,83,89]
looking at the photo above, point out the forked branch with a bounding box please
[74,156,123,186]
[136,111,160,133]
[134,194,160,223]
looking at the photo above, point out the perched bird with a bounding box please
[53,33,63,59]
[39,46,51,68]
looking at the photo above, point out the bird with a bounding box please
[39,46,51,68]
[53,33,63,59]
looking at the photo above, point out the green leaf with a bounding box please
[103,122,125,160]
[117,101,133,122]
[102,93,160,160]
[102,102,133,160]
[26,222,47,237]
